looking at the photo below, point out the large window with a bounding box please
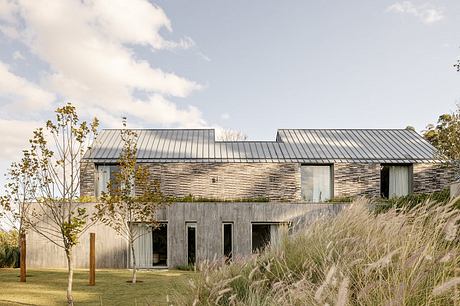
[96,165,119,197]
[132,223,152,268]
[380,165,412,198]
[251,223,284,253]
[300,165,332,202]
[131,223,168,268]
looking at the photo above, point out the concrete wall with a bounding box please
[451,182,460,198]
[80,162,458,201]
[27,202,348,269]
[27,214,127,269]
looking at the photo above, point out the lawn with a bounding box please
[0,268,194,305]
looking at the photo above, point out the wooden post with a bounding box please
[19,233,26,282]
[89,233,95,286]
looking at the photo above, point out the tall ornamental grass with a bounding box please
[181,198,460,305]
[0,230,19,268]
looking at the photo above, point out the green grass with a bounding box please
[0,268,194,305]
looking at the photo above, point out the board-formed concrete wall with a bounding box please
[27,202,348,269]
[27,214,127,269]
[80,162,457,201]
[451,182,460,198]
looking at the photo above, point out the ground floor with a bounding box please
[27,202,347,269]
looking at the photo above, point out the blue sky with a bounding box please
[0,0,459,181]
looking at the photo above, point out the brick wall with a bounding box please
[413,163,457,193]
[80,161,457,200]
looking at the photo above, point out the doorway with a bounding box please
[152,223,167,267]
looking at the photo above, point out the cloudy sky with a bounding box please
[0,0,459,181]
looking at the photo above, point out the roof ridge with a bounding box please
[277,128,413,131]
[101,128,216,131]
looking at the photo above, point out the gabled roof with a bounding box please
[83,128,439,163]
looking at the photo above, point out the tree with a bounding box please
[217,129,248,141]
[423,105,460,180]
[0,150,37,281]
[94,123,168,284]
[423,107,460,160]
[26,103,99,306]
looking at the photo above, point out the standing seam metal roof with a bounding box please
[83,128,439,163]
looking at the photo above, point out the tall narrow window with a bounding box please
[186,223,197,265]
[381,165,411,198]
[96,165,119,197]
[222,223,233,261]
[301,165,332,202]
[152,223,168,267]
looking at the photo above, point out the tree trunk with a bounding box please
[65,248,74,306]
[19,233,26,282]
[130,240,137,284]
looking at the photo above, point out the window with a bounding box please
[131,223,152,268]
[222,223,233,261]
[131,223,168,268]
[96,165,119,197]
[300,165,332,202]
[152,224,168,267]
[251,223,284,253]
[186,223,197,265]
[380,165,412,198]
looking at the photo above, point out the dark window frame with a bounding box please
[222,222,233,262]
[379,163,413,198]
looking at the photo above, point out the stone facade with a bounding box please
[80,161,96,198]
[142,163,301,201]
[334,163,381,197]
[413,163,458,193]
[79,161,457,200]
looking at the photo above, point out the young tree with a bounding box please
[26,103,98,306]
[94,124,168,284]
[0,151,36,281]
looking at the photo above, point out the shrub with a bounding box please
[373,188,455,214]
[0,230,19,268]
[181,198,460,305]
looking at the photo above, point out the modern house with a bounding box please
[27,128,457,269]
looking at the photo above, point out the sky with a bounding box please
[0,0,459,186]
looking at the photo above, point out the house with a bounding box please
[27,128,456,269]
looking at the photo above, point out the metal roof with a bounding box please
[83,128,439,163]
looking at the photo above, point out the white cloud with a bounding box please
[0,60,55,111]
[0,0,206,130]
[0,118,40,160]
[0,0,18,24]
[221,113,230,120]
[386,1,444,24]
[12,50,24,60]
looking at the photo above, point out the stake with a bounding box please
[89,233,95,286]
[19,233,26,282]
